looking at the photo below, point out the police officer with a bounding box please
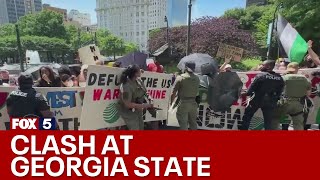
[118,65,153,130]
[240,60,285,130]
[276,62,311,130]
[171,62,200,130]
[6,73,59,129]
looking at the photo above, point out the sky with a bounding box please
[42,0,246,24]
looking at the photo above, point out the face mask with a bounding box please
[67,80,74,87]
[79,82,86,87]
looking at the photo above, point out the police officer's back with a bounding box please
[6,73,54,122]
[240,60,285,130]
[171,62,200,130]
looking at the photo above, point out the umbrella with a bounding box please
[116,52,148,70]
[207,72,243,112]
[177,53,218,74]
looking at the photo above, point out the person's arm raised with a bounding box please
[308,40,320,65]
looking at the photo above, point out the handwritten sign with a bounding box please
[216,43,244,62]
[78,44,101,65]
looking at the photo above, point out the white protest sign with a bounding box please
[26,50,41,64]
[0,87,84,130]
[168,69,320,130]
[80,65,173,130]
[78,44,101,65]
[216,43,244,62]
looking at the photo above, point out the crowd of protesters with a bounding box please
[1,39,320,130]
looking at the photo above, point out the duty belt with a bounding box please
[284,97,303,101]
[180,97,196,101]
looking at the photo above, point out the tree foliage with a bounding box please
[223,0,320,51]
[65,25,138,56]
[148,17,259,59]
[0,10,139,61]
[0,36,70,54]
[279,0,320,42]
[18,10,67,39]
[0,24,15,37]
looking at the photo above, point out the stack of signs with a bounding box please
[216,43,244,62]
[78,44,101,65]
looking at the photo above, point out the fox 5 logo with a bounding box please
[10,118,57,130]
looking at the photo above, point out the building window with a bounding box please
[136,12,139,16]
[142,31,145,35]
[136,32,139,36]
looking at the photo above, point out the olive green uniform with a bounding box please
[118,79,146,130]
[173,72,200,130]
[276,74,311,130]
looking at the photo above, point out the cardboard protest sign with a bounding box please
[168,69,320,130]
[78,44,101,65]
[216,43,244,62]
[26,50,41,64]
[80,65,173,130]
[0,87,84,130]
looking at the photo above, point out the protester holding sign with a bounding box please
[118,65,153,130]
[219,58,232,72]
[35,66,61,87]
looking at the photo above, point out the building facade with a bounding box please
[96,0,188,52]
[68,9,91,26]
[43,4,68,21]
[0,0,42,25]
[246,0,267,7]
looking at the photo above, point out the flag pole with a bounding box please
[267,2,283,60]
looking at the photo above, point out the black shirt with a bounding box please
[6,88,50,117]
[34,77,61,87]
[247,71,285,99]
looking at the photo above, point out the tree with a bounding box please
[18,10,67,39]
[0,36,71,59]
[148,17,259,59]
[224,0,320,53]
[278,0,320,44]
[0,24,15,36]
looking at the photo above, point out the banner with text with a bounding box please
[80,66,173,130]
[0,87,84,130]
[168,69,320,130]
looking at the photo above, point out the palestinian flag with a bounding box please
[276,14,308,63]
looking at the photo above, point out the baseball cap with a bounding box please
[18,72,34,89]
[185,62,196,73]
[225,64,232,69]
[286,62,299,72]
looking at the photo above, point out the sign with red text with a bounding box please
[0,87,84,130]
[80,66,173,130]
